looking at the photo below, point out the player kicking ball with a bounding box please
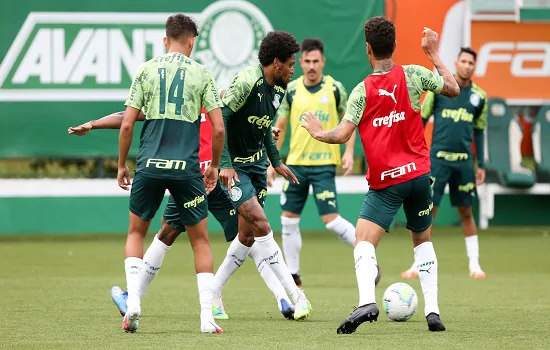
[302,17,460,334]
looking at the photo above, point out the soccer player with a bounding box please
[267,38,357,287]
[68,108,295,320]
[216,31,313,320]
[116,14,224,333]
[301,17,460,334]
[401,47,487,279]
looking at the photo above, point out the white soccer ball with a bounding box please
[382,282,418,322]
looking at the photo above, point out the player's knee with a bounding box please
[457,206,473,221]
[157,223,181,246]
[238,233,255,247]
[321,213,339,225]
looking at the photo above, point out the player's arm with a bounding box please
[302,82,363,144]
[274,93,291,150]
[118,65,145,190]
[203,73,224,169]
[474,95,487,169]
[421,91,435,127]
[335,80,355,175]
[421,28,459,97]
[68,111,145,136]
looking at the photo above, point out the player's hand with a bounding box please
[68,121,93,136]
[220,168,240,192]
[476,168,486,186]
[341,151,354,176]
[300,111,324,139]
[117,166,131,191]
[272,127,281,141]
[274,164,299,185]
[203,166,219,195]
[421,27,439,57]
[267,165,277,187]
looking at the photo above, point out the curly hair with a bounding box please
[364,16,396,59]
[165,13,198,40]
[301,38,324,54]
[258,31,300,66]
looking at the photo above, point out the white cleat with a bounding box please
[201,319,223,334]
[122,305,140,333]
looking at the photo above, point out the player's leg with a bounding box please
[169,177,221,334]
[280,165,309,286]
[337,186,402,334]
[450,161,485,278]
[404,174,445,332]
[123,173,166,332]
[402,160,450,278]
[312,165,356,246]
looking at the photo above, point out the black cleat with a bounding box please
[292,274,302,287]
[337,303,379,334]
[426,313,446,332]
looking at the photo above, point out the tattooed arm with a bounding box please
[301,114,356,144]
[421,27,459,97]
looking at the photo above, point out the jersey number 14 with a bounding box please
[158,68,185,115]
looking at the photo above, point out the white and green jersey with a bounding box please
[125,52,221,179]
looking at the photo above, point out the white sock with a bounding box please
[415,242,440,316]
[197,272,215,321]
[212,237,251,296]
[249,243,290,307]
[125,257,142,308]
[465,235,481,271]
[408,259,416,272]
[139,234,170,299]
[354,241,377,306]
[326,215,356,246]
[254,231,302,302]
[281,216,302,275]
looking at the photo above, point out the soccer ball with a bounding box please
[382,282,418,322]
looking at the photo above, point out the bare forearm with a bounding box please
[429,54,459,97]
[91,111,145,129]
[344,129,356,154]
[118,123,133,167]
[211,127,224,168]
[314,128,348,144]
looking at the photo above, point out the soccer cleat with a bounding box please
[111,286,128,317]
[336,303,379,334]
[426,312,446,332]
[212,294,229,320]
[201,320,223,334]
[292,273,302,287]
[293,292,312,320]
[122,305,140,333]
[401,267,418,279]
[279,298,295,320]
[470,270,486,279]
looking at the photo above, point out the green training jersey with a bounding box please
[343,65,444,125]
[125,52,221,180]
[221,65,285,170]
[422,82,487,161]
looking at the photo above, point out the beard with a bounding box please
[275,74,289,89]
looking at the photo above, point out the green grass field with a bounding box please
[1,226,549,349]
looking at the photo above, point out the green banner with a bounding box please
[0,0,383,158]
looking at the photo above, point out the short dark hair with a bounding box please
[258,31,301,66]
[301,38,324,55]
[165,14,198,40]
[364,16,396,59]
[458,47,477,61]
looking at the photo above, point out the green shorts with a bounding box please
[220,164,268,209]
[359,174,433,233]
[129,172,208,226]
[431,157,477,207]
[280,165,338,216]
[163,181,238,241]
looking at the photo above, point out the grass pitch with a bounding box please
[1,226,549,349]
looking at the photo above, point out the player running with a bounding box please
[116,14,224,334]
[68,108,295,321]
[301,17,459,334]
[401,47,487,279]
[215,31,313,320]
[267,38,357,287]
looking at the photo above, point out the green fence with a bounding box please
[0,0,383,159]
